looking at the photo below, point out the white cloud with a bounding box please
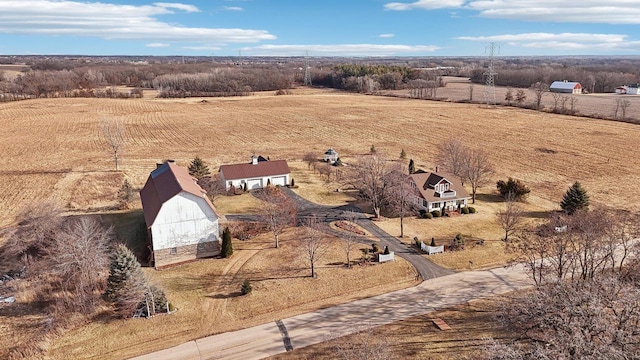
[457,32,640,51]
[385,0,640,24]
[468,0,640,24]
[240,44,439,56]
[379,33,395,38]
[385,0,464,10]
[223,6,244,11]
[182,45,223,51]
[146,42,171,48]
[153,2,199,13]
[0,1,275,43]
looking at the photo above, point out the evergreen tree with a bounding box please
[188,156,210,182]
[243,182,248,192]
[400,148,407,160]
[333,157,342,166]
[117,179,135,209]
[496,177,531,201]
[408,159,415,174]
[221,227,233,258]
[105,244,147,317]
[383,245,390,255]
[560,181,590,215]
[241,279,252,295]
[290,178,295,187]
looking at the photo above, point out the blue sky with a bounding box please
[1,0,639,56]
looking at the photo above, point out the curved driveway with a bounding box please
[228,188,453,280]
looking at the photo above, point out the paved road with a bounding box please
[227,188,453,280]
[131,264,532,360]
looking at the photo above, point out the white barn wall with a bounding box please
[151,192,219,251]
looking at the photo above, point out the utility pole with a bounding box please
[303,50,312,86]
[484,42,499,106]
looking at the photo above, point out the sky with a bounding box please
[1,0,640,57]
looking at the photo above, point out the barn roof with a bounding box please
[219,159,290,181]
[410,171,470,203]
[140,162,217,227]
[550,81,581,90]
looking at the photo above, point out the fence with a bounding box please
[378,252,395,263]
[421,242,444,255]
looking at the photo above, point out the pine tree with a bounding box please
[243,182,248,192]
[560,181,590,215]
[400,149,407,160]
[105,244,147,318]
[188,156,210,182]
[241,279,252,295]
[117,179,134,209]
[408,159,415,174]
[290,178,295,187]
[221,227,233,258]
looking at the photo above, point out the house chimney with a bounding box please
[156,163,163,169]
[251,155,258,165]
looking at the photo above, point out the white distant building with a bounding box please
[140,161,220,269]
[219,155,290,190]
[616,84,640,95]
[323,148,338,163]
[550,80,582,94]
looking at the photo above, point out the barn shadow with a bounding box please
[101,210,150,266]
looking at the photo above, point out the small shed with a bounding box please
[324,148,338,164]
[550,81,582,94]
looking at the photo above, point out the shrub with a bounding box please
[496,177,531,201]
[221,227,233,258]
[371,243,380,254]
[431,210,441,218]
[419,209,427,217]
[461,207,470,214]
[468,207,476,214]
[241,279,252,295]
[424,212,433,219]
[243,182,248,192]
[333,157,343,166]
[414,237,421,247]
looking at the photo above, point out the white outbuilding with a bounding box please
[219,155,290,190]
[550,80,582,94]
[140,161,220,269]
[324,148,339,164]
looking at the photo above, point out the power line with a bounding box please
[303,50,312,86]
[484,42,499,106]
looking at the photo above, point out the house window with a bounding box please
[169,247,177,255]
[432,202,440,208]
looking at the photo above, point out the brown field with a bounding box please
[1,89,640,227]
[2,89,640,358]
[383,76,640,122]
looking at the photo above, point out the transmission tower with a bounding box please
[483,42,499,105]
[303,51,312,86]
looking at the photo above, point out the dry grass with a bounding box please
[45,228,418,360]
[213,192,263,215]
[270,297,510,360]
[288,161,353,206]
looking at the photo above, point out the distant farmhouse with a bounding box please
[219,155,290,190]
[550,80,582,94]
[410,170,471,214]
[140,161,220,269]
[324,148,338,164]
[615,84,640,95]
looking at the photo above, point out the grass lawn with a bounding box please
[46,228,419,360]
[288,161,353,206]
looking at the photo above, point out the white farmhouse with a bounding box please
[140,161,220,269]
[219,155,290,190]
[410,170,471,214]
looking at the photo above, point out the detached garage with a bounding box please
[550,80,582,94]
[219,155,291,191]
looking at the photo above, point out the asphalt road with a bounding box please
[131,264,532,360]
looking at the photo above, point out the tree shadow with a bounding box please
[474,193,504,203]
[206,291,243,299]
[523,210,552,219]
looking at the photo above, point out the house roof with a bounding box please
[219,159,290,181]
[550,81,581,90]
[140,162,218,227]
[325,148,338,156]
[410,171,470,203]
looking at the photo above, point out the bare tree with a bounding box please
[504,88,513,105]
[436,139,467,180]
[495,197,524,242]
[530,81,548,110]
[346,153,390,219]
[340,211,361,268]
[49,217,112,312]
[559,95,569,114]
[569,96,579,115]
[463,148,494,204]
[514,89,527,106]
[333,324,396,360]
[101,119,126,171]
[254,186,297,248]
[303,151,317,170]
[616,98,631,119]
[200,173,227,200]
[551,91,561,112]
[301,216,330,278]
[385,167,418,238]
